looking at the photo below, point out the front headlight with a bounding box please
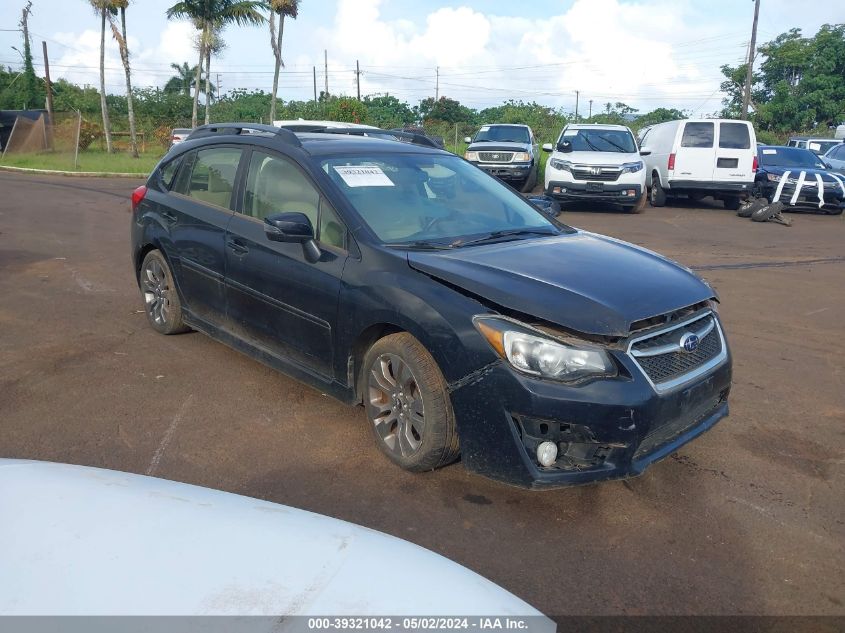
[474,317,616,382]
[465,151,479,161]
[767,173,780,182]
[549,158,572,172]
[621,161,643,174]
[512,152,531,162]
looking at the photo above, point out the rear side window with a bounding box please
[681,123,714,148]
[719,123,751,149]
[184,147,242,209]
[158,156,182,190]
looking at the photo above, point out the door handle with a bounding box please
[226,239,249,256]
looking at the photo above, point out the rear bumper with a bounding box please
[546,181,643,204]
[668,180,753,195]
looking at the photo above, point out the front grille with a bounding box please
[479,151,514,163]
[629,312,724,389]
[572,167,621,182]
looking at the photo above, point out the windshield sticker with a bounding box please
[563,130,578,137]
[762,149,778,154]
[479,125,490,132]
[334,166,395,187]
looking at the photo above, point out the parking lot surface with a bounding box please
[1,171,843,616]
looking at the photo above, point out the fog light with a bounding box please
[536,441,558,467]
[553,187,561,193]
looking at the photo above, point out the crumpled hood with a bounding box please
[467,141,531,153]
[408,231,714,337]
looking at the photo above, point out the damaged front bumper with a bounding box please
[448,345,732,489]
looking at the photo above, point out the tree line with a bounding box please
[2,9,843,155]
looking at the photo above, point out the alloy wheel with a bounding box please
[142,258,171,327]
[367,353,426,458]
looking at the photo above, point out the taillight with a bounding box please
[131,185,147,213]
[752,155,758,172]
[668,153,676,171]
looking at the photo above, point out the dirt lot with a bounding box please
[0,171,843,616]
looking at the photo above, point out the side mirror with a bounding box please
[557,141,573,153]
[542,143,554,152]
[264,212,321,262]
[640,148,652,156]
[463,136,472,144]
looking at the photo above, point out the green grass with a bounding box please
[1,149,165,174]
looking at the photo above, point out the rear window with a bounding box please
[719,123,751,149]
[681,123,714,148]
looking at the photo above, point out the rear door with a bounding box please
[673,122,716,182]
[166,145,243,326]
[713,121,754,184]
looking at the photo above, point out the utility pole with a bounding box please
[324,49,329,98]
[41,41,54,133]
[435,66,439,101]
[356,59,361,100]
[313,66,317,103]
[588,99,593,120]
[574,90,580,121]
[741,0,761,120]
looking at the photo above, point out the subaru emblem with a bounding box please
[679,332,700,353]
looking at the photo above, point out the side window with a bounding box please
[681,123,714,148]
[159,156,182,190]
[318,199,346,249]
[244,151,320,227]
[719,123,750,149]
[185,147,242,209]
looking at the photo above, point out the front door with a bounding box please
[224,149,349,378]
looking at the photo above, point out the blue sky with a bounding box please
[1,0,842,114]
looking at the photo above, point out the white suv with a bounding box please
[543,124,646,212]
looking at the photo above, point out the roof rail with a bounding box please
[185,122,301,148]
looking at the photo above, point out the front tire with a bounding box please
[139,250,189,335]
[520,165,538,193]
[650,174,666,207]
[362,333,460,472]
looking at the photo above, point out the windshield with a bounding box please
[473,126,530,144]
[319,153,561,246]
[560,128,637,153]
[759,147,827,169]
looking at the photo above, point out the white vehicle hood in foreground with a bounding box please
[553,150,640,165]
[0,460,545,618]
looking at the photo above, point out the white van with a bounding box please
[639,119,757,210]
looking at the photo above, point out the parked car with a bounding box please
[463,124,539,192]
[0,459,548,617]
[275,119,442,149]
[786,136,842,156]
[542,123,647,212]
[822,142,845,174]
[639,119,757,210]
[131,122,731,488]
[754,145,845,215]
[170,127,192,147]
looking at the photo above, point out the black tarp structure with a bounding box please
[0,109,47,150]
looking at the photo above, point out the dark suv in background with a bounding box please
[131,122,731,488]
[464,124,539,192]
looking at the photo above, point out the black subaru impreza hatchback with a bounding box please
[131,123,732,488]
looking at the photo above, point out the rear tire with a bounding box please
[139,250,189,335]
[723,196,741,211]
[362,333,460,472]
[650,174,666,207]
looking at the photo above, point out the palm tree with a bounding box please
[164,62,215,98]
[108,0,138,157]
[201,25,226,124]
[166,0,265,128]
[89,0,115,153]
[268,0,299,122]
